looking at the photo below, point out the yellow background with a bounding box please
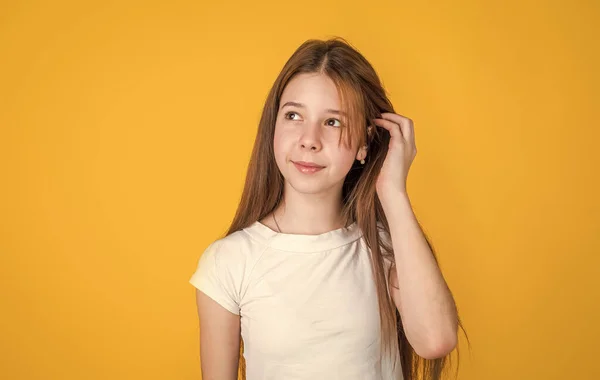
[1,0,598,379]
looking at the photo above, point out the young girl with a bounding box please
[190,37,466,380]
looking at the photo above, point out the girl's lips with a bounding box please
[292,161,325,174]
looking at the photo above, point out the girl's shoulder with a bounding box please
[203,226,259,259]
[199,222,270,270]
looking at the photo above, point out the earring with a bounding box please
[360,144,368,165]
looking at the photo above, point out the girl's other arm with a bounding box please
[383,193,458,360]
[195,289,240,380]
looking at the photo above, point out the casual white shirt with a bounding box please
[190,220,403,380]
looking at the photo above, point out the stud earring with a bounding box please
[360,159,365,165]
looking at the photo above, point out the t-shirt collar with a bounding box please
[243,220,363,253]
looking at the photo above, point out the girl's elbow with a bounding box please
[416,333,458,360]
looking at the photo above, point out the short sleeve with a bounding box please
[189,240,241,315]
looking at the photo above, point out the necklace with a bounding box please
[272,212,282,233]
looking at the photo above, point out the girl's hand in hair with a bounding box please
[372,113,417,201]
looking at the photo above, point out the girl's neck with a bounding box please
[269,187,346,235]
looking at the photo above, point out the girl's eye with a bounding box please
[326,118,342,128]
[284,111,300,120]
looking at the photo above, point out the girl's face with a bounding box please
[273,73,366,195]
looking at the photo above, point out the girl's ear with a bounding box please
[367,125,374,139]
[356,145,368,161]
[356,124,373,162]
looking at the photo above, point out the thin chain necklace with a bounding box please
[272,212,282,233]
[273,212,350,233]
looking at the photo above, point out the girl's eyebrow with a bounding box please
[280,101,346,116]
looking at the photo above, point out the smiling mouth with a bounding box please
[291,161,325,174]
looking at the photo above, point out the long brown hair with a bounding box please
[225,37,469,380]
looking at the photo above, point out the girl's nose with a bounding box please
[299,123,322,151]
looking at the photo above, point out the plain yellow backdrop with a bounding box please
[1,0,598,379]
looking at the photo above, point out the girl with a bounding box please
[190,37,467,380]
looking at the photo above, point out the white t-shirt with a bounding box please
[189,220,403,380]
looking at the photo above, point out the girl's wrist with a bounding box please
[378,188,410,207]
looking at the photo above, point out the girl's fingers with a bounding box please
[373,117,403,140]
[380,112,413,144]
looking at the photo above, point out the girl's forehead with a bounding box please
[281,74,341,108]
